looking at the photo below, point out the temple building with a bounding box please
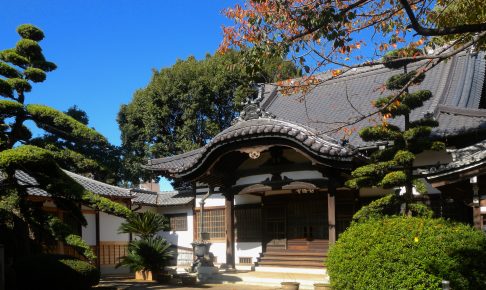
[142,51,486,272]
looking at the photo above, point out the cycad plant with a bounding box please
[117,211,173,275]
[118,211,169,239]
[117,237,173,273]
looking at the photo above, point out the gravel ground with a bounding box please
[96,275,278,290]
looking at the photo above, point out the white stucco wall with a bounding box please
[208,242,226,264]
[81,213,97,245]
[158,206,194,249]
[236,242,262,263]
[99,212,129,242]
[195,193,225,208]
[137,205,195,249]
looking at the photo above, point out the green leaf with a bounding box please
[24,67,46,82]
[16,24,45,41]
[26,104,108,145]
[7,78,32,93]
[15,39,43,59]
[0,61,21,78]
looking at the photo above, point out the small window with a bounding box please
[195,208,225,240]
[239,257,252,264]
[166,213,188,231]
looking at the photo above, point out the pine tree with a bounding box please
[346,48,445,215]
[0,24,131,266]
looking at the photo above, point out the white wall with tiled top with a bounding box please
[81,213,96,245]
[99,212,129,242]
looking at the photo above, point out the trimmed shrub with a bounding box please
[14,254,100,290]
[327,217,486,290]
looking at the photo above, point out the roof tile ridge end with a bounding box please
[62,169,131,192]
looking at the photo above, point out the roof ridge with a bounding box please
[62,169,132,194]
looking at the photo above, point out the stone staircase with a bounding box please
[255,250,327,275]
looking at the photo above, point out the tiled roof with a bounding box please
[145,117,355,173]
[63,170,134,198]
[146,52,486,175]
[0,169,134,199]
[132,188,194,206]
[421,139,486,179]
[262,52,486,147]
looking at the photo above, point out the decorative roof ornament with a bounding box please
[233,83,275,124]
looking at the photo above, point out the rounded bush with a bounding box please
[15,39,42,59]
[24,67,46,82]
[327,217,486,290]
[16,24,45,41]
[14,254,100,290]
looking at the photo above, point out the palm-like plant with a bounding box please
[116,237,173,273]
[118,211,169,239]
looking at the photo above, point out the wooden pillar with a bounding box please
[95,210,101,269]
[472,178,481,230]
[225,193,235,270]
[328,177,336,245]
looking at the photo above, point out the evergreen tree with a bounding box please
[30,105,122,184]
[345,48,445,214]
[118,50,300,184]
[0,24,131,273]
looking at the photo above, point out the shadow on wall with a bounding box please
[236,242,261,251]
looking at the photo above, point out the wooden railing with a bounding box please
[97,242,129,265]
[46,242,128,266]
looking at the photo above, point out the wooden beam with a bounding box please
[95,211,100,269]
[225,193,235,270]
[328,177,336,245]
[473,207,482,230]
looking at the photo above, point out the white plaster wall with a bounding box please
[99,212,129,242]
[195,193,225,208]
[158,206,194,249]
[208,242,226,264]
[236,242,262,263]
[235,194,261,205]
[207,242,262,265]
[236,174,272,186]
[282,170,324,180]
[137,205,195,248]
[81,213,96,245]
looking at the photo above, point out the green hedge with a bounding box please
[14,254,100,290]
[327,217,486,290]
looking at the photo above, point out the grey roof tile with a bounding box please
[421,139,486,178]
[264,52,486,147]
[145,117,355,173]
[146,52,486,175]
[132,189,194,206]
[0,169,134,199]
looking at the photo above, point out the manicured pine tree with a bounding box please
[0,24,131,264]
[346,48,445,214]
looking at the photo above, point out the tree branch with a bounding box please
[399,0,486,36]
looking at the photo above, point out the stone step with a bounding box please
[263,251,327,257]
[208,269,329,289]
[260,255,326,262]
[255,266,328,275]
[257,260,325,268]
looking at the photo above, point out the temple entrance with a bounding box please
[263,194,328,252]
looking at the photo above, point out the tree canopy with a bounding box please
[30,105,122,184]
[220,0,486,114]
[118,50,299,184]
[0,24,130,273]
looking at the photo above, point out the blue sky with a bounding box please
[1,0,236,144]
[1,1,237,190]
